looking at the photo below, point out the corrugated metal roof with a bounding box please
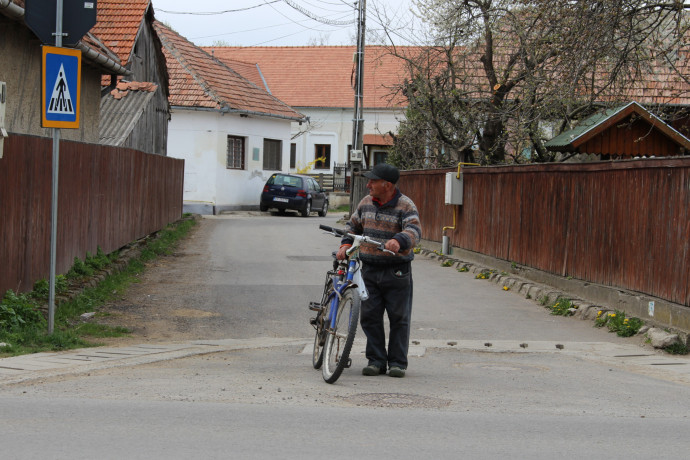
[99,81,157,146]
[545,104,631,150]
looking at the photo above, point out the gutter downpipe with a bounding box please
[0,0,129,76]
[442,162,480,255]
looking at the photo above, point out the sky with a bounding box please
[152,0,419,47]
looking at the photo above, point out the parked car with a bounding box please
[260,173,328,217]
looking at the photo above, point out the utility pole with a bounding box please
[349,0,366,212]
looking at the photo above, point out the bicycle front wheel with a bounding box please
[322,287,361,384]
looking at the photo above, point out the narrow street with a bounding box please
[1,213,689,459]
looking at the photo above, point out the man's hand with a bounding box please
[384,239,400,254]
[336,245,350,260]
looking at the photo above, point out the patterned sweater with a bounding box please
[342,189,422,265]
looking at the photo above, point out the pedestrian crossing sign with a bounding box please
[42,46,81,128]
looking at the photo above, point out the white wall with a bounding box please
[291,107,403,172]
[167,109,294,213]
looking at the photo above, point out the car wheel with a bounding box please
[301,200,311,217]
[260,203,268,212]
[318,200,328,217]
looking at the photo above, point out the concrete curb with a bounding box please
[418,245,690,347]
[0,338,310,386]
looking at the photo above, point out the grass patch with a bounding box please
[665,342,689,355]
[594,309,644,337]
[547,298,575,316]
[0,217,196,357]
[332,204,350,213]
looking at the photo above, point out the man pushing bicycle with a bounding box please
[336,164,422,378]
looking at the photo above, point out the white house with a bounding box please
[154,21,306,214]
[206,46,410,176]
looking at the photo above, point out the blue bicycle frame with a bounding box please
[326,258,358,330]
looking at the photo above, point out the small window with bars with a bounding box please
[227,135,245,170]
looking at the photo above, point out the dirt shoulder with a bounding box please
[93,218,226,346]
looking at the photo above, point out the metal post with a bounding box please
[349,0,366,213]
[48,0,64,334]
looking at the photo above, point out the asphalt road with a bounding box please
[1,212,689,459]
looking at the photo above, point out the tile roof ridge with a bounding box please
[154,21,224,107]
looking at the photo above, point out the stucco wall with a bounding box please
[291,107,402,170]
[167,109,294,213]
[0,16,101,143]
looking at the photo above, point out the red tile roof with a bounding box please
[205,46,412,109]
[90,0,151,66]
[364,134,394,146]
[110,81,158,100]
[153,21,305,121]
[207,43,690,111]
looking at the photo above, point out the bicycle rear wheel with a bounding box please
[322,287,361,384]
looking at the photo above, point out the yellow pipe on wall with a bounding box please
[443,162,480,233]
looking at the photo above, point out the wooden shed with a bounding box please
[545,101,690,159]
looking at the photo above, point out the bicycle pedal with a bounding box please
[308,302,322,311]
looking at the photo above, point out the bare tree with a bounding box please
[381,0,689,166]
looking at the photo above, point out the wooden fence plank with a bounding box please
[396,158,690,307]
[0,135,184,295]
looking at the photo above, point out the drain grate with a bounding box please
[342,393,451,409]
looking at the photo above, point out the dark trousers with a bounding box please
[360,262,413,370]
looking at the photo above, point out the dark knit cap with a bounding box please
[363,163,399,184]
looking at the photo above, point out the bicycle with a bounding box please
[309,224,393,383]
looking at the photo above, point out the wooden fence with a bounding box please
[391,158,690,308]
[353,157,690,307]
[0,134,184,295]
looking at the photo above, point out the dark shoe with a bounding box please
[362,364,385,376]
[388,366,406,378]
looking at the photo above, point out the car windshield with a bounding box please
[270,174,302,188]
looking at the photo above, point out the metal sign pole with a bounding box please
[48,0,64,334]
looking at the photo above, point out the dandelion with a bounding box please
[597,311,603,316]
[610,313,616,318]
[503,286,509,291]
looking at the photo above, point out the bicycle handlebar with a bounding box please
[319,225,396,255]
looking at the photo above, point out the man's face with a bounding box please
[367,178,391,200]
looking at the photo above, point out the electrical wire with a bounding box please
[156,1,282,15]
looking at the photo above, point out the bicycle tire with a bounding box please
[322,287,361,384]
[312,302,328,369]
[312,279,335,369]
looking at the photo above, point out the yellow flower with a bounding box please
[503,286,509,291]
[597,311,602,316]
[610,313,616,318]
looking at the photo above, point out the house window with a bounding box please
[373,150,388,165]
[227,136,245,169]
[314,144,330,169]
[263,138,282,170]
[290,143,296,169]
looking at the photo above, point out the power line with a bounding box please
[156,1,282,15]
[281,0,356,25]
